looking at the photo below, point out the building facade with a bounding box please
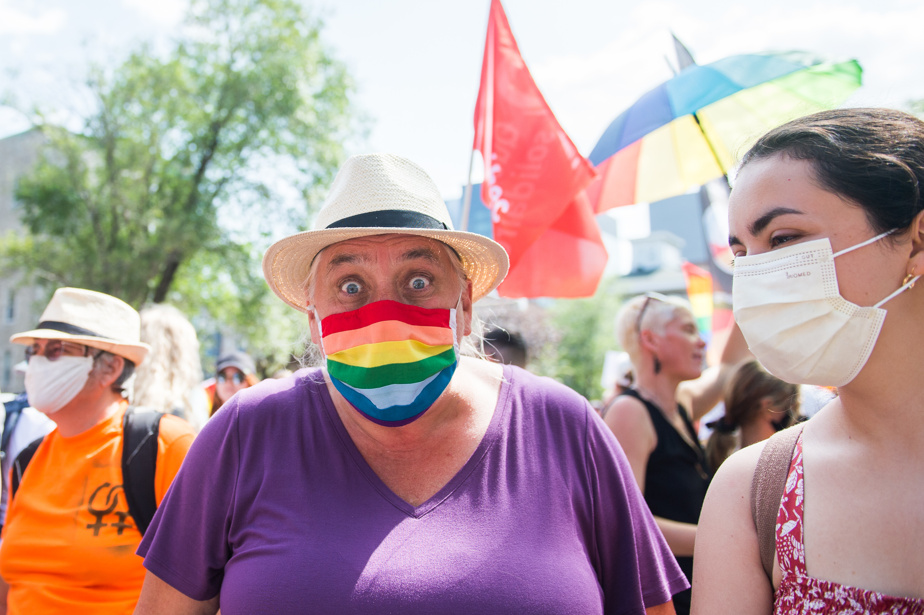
[0,130,46,394]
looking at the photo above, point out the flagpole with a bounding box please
[460,149,476,232]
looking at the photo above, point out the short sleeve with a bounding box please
[584,409,689,613]
[138,400,242,601]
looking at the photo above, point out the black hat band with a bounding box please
[36,320,111,339]
[326,210,449,230]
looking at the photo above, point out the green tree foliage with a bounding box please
[541,277,624,402]
[1,0,356,370]
[909,98,924,118]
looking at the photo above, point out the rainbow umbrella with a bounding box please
[585,52,862,212]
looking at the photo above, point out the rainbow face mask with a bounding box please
[316,300,460,426]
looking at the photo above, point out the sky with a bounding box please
[2,0,924,207]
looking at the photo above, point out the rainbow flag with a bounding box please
[319,301,458,425]
[681,261,714,343]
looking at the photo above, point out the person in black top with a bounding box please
[603,292,749,615]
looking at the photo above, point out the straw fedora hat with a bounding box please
[263,153,509,313]
[10,287,150,366]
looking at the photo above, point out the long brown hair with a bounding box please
[706,360,800,471]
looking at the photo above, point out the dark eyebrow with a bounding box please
[401,247,441,264]
[324,246,441,274]
[728,207,803,246]
[325,252,365,273]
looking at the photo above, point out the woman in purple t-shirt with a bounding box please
[135,153,687,615]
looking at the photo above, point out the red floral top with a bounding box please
[774,434,924,614]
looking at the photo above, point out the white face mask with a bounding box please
[732,231,920,387]
[25,355,94,415]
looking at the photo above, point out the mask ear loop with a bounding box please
[450,292,464,354]
[874,272,922,308]
[307,305,326,356]
[832,229,894,258]
[832,229,920,308]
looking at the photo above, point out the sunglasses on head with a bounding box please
[635,292,672,334]
[25,340,96,362]
[218,371,245,385]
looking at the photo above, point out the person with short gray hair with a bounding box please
[604,292,750,615]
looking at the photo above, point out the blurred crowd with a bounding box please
[1,107,923,614]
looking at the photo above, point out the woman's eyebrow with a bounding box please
[728,206,803,246]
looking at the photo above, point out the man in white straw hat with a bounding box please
[0,287,196,614]
[135,153,685,614]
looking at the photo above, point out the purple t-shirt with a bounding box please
[139,366,686,614]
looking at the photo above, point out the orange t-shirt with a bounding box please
[0,405,195,614]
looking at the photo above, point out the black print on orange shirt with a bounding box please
[86,482,134,536]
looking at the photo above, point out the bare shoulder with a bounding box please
[715,438,766,488]
[603,395,653,433]
[698,440,768,545]
[602,395,657,462]
[692,442,773,615]
[697,441,765,547]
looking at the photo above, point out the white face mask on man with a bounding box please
[25,355,94,415]
[733,230,921,387]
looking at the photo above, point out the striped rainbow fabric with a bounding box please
[319,300,458,425]
[681,261,714,344]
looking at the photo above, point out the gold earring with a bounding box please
[903,269,916,288]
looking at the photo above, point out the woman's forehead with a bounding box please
[729,157,816,217]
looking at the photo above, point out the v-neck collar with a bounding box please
[318,365,511,518]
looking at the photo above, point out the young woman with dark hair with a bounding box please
[693,108,924,613]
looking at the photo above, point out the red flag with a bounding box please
[473,0,605,297]
[499,192,608,297]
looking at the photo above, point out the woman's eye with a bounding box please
[770,234,797,248]
[340,281,362,295]
[409,276,430,291]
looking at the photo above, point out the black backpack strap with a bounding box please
[10,436,45,499]
[121,406,164,536]
[750,423,804,581]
